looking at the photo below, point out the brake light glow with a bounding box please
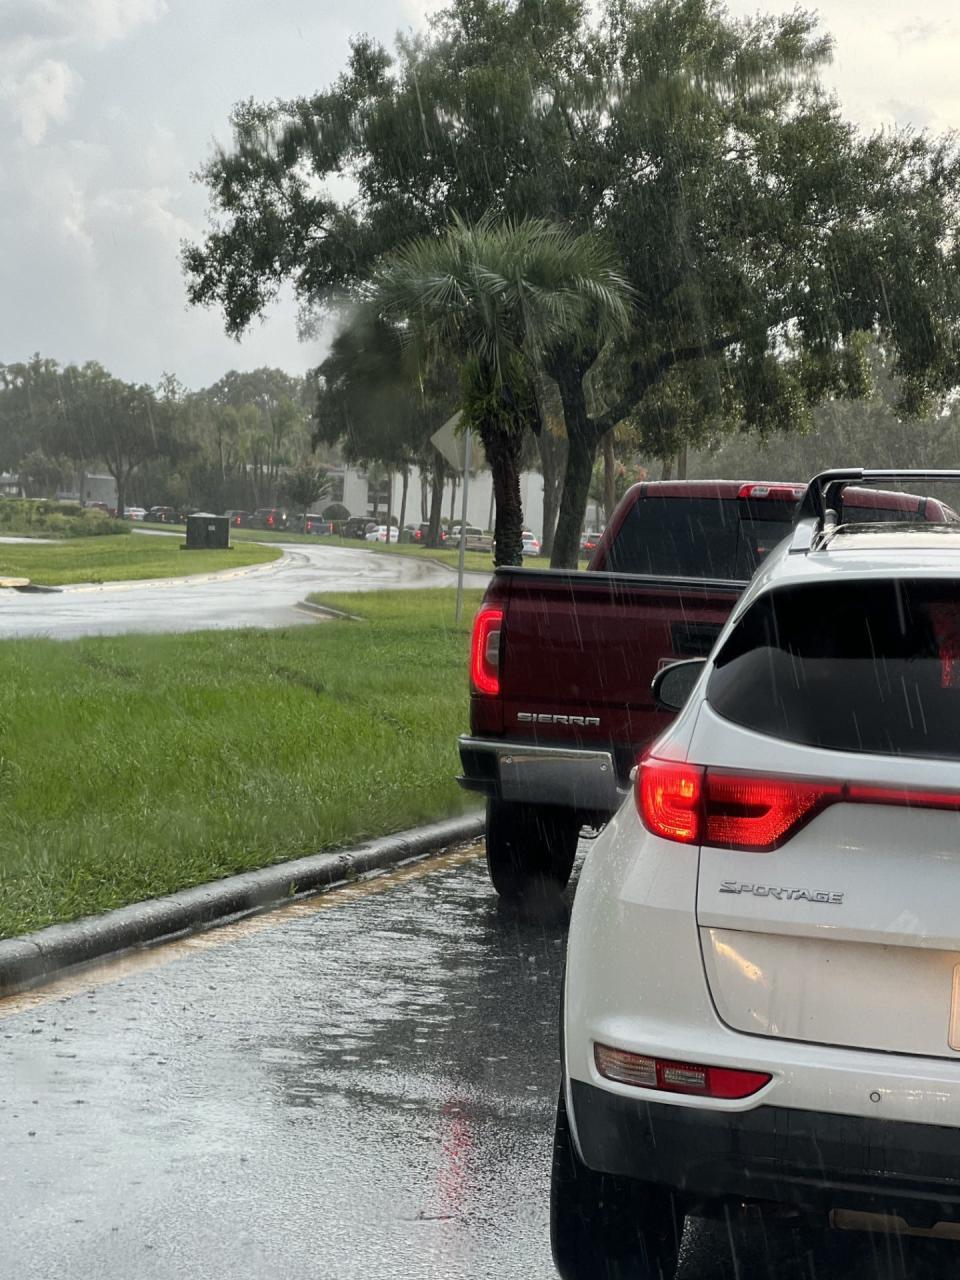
[470,607,504,696]
[637,757,960,851]
[595,1043,771,1099]
[705,772,840,852]
[738,484,805,500]
[637,760,703,843]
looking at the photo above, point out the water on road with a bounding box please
[0,542,489,639]
[0,846,956,1279]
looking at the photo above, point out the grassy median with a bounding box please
[0,534,281,586]
[0,588,482,937]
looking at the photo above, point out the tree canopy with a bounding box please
[184,0,960,563]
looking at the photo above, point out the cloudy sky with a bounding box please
[2,0,958,391]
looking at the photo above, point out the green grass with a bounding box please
[0,588,483,938]
[0,535,281,586]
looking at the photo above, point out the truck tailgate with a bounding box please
[478,567,744,761]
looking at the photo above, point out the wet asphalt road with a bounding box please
[0,541,490,639]
[1,846,958,1280]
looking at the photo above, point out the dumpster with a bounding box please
[183,512,230,550]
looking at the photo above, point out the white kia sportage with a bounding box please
[554,469,960,1278]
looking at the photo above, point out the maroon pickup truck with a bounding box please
[458,479,954,899]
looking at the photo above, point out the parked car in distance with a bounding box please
[224,510,251,528]
[145,506,179,524]
[124,506,147,521]
[365,524,399,543]
[579,530,602,556]
[554,467,960,1280]
[249,508,288,531]
[521,530,541,556]
[451,524,493,552]
[300,513,334,535]
[83,501,110,514]
[342,516,379,539]
[413,522,448,544]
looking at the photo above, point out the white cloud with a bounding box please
[9,56,79,145]
[0,0,165,142]
[1,0,167,46]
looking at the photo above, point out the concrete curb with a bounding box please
[294,599,364,622]
[0,813,484,998]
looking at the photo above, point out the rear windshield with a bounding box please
[708,579,960,759]
[603,497,795,579]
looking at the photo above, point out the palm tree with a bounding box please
[368,215,633,566]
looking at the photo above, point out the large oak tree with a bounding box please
[183,0,960,565]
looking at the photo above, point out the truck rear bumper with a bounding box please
[457,735,624,812]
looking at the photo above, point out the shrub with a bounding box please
[0,498,129,538]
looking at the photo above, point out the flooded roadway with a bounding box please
[0,542,491,639]
[0,845,956,1279]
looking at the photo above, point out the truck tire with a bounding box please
[551,1087,684,1280]
[484,799,579,899]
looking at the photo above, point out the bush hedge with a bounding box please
[0,499,130,539]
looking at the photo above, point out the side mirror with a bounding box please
[651,659,707,713]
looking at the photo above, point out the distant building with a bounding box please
[79,474,118,507]
[0,474,22,497]
[340,462,546,539]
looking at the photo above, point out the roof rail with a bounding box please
[789,468,960,553]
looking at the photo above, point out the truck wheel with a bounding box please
[484,799,579,899]
[551,1088,684,1280]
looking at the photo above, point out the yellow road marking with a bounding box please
[0,842,485,1019]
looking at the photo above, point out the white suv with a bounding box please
[554,469,960,1278]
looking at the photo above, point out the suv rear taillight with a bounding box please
[638,759,702,844]
[637,756,960,852]
[595,1043,771,1099]
[470,607,503,696]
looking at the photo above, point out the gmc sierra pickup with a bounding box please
[458,479,954,898]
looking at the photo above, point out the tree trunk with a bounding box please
[551,368,600,569]
[420,471,429,522]
[386,468,393,542]
[661,456,673,480]
[480,420,524,567]
[448,474,458,527]
[536,429,567,560]
[427,454,444,547]
[112,466,128,519]
[399,466,409,534]
[602,429,617,525]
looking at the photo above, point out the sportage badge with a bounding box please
[720,881,844,905]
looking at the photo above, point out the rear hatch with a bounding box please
[694,575,960,1059]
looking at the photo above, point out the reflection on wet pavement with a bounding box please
[0,848,957,1278]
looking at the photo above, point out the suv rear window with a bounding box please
[604,497,796,579]
[708,579,960,759]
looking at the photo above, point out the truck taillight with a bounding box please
[638,757,960,851]
[470,607,503,696]
[737,483,805,500]
[595,1043,771,1099]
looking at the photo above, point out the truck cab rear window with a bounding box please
[603,497,794,579]
[708,579,960,759]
